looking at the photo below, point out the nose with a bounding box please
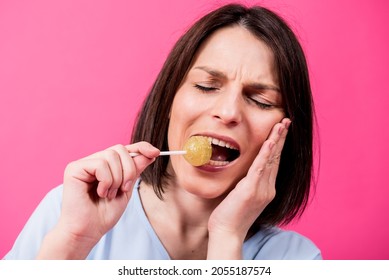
[211,88,243,126]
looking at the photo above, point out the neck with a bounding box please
[139,180,222,230]
[138,180,223,259]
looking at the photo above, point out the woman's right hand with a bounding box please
[37,141,159,259]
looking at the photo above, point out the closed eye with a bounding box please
[245,92,276,110]
[248,98,273,110]
[194,84,219,93]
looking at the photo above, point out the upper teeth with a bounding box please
[207,137,238,150]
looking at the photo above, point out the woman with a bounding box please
[5,4,321,259]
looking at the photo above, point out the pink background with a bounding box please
[1,0,388,259]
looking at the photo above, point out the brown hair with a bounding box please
[132,4,315,228]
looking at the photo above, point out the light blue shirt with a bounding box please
[4,180,321,260]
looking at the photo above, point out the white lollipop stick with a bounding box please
[129,150,187,157]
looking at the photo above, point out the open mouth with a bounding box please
[207,137,240,166]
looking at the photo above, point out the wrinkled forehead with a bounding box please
[186,25,278,87]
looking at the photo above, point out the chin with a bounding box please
[169,158,243,199]
[178,175,236,200]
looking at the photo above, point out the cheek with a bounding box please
[248,110,285,144]
[237,113,283,175]
[170,87,202,119]
[168,89,203,149]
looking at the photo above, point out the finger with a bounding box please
[126,141,160,159]
[245,119,287,179]
[265,118,290,148]
[125,141,160,175]
[107,144,138,193]
[104,142,160,198]
[69,157,114,198]
[239,140,276,204]
[78,142,159,198]
[245,119,290,186]
[99,149,125,199]
[246,139,275,180]
[258,119,288,182]
[268,119,291,182]
[84,148,126,199]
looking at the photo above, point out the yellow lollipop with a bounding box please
[183,136,212,166]
[129,136,212,166]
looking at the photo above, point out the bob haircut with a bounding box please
[132,4,315,229]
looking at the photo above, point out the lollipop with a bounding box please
[129,136,212,166]
[182,136,212,166]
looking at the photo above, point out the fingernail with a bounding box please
[148,143,158,151]
[108,188,116,199]
[278,125,284,135]
[285,121,291,130]
[123,181,132,192]
[102,188,109,198]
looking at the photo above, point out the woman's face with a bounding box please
[167,25,285,199]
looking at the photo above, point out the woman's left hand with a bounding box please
[207,118,291,259]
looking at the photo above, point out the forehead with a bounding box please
[189,25,276,82]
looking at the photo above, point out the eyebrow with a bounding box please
[248,83,281,93]
[193,65,281,92]
[193,66,227,80]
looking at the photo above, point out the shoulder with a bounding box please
[4,185,63,259]
[40,185,64,205]
[87,179,170,259]
[243,226,322,260]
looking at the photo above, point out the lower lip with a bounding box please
[196,161,236,172]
